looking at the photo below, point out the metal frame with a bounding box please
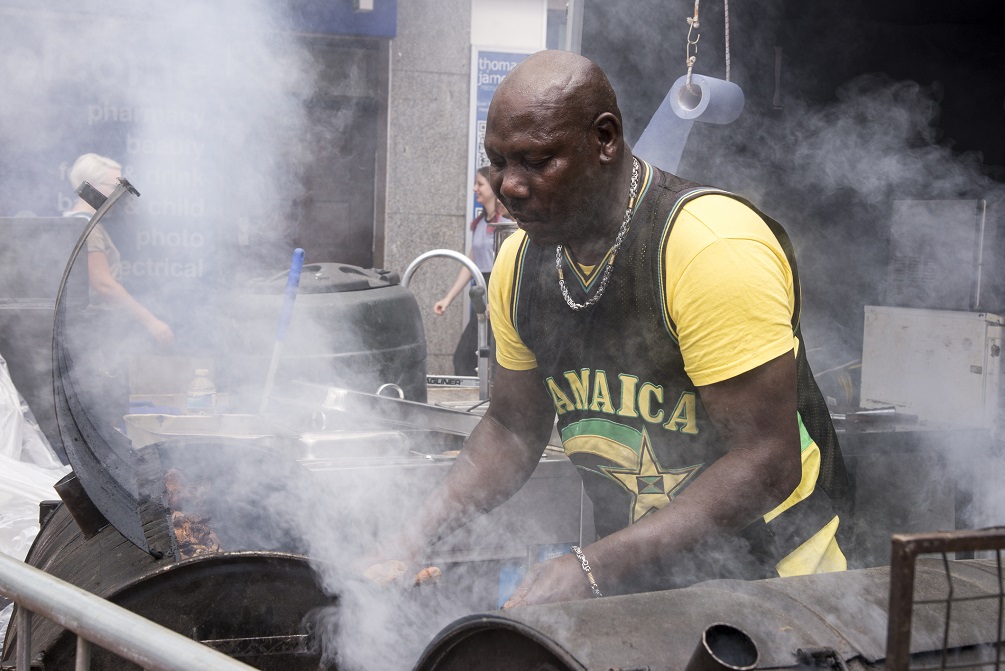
[0,552,254,671]
[887,528,1005,671]
[564,0,584,53]
[402,249,490,400]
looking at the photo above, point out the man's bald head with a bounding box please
[482,51,634,253]
[491,50,622,132]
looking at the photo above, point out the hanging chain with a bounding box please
[685,0,700,93]
[685,0,733,86]
[724,0,731,81]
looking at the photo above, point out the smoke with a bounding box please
[0,3,468,669]
[292,455,582,670]
[0,1,327,445]
[0,3,488,663]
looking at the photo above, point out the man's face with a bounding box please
[484,94,599,247]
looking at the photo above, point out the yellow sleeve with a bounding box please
[489,231,538,371]
[664,195,796,386]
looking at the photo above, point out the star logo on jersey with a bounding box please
[599,427,702,523]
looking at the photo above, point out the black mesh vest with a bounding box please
[506,160,849,577]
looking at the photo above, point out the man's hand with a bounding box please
[361,558,409,586]
[361,559,442,588]
[502,553,593,608]
[357,366,554,603]
[394,365,554,560]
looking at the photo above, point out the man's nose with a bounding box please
[498,169,529,200]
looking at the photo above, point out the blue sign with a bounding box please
[467,48,533,225]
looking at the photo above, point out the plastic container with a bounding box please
[185,368,217,414]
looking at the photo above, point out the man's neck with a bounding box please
[564,157,636,265]
[566,234,615,266]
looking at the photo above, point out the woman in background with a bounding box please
[433,166,510,376]
[63,153,174,346]
[63,153,174,433]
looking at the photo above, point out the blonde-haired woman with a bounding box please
[64,153,174,346]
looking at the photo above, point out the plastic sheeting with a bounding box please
[1,349,69,644]
[0,350,70,560]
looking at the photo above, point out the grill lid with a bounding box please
[247,263,400,294]
[52,179,166,555]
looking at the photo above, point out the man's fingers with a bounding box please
[502,583,531,609]
[362,560,443,589]
[502,597,522,609]
[362,559,408,586]
[413,565,442,586]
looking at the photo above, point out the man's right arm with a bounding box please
[398,364,556,560]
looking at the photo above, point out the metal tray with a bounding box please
[124,413,280,448]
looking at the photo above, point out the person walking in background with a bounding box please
[63,153,174,347]
[433,166,511,376]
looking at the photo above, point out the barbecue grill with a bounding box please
[0,180,586,669]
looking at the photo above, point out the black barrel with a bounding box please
[222,262,428,406]
[1,439,334,671]
[0,503,331,671]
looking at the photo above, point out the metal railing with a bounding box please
[887,528,1005,671]
[401,249,490,401]
[0,551,255,671]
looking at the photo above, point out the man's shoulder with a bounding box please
[676,193,771,240]
[645,161,712,198]
[658,194,787,283]
[497,227,527,258]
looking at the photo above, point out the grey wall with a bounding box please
[384,0,474,375]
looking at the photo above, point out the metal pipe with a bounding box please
[685,623,758,671]
[401,249,490,400]
[16,605,31,670]
[0,552,255,671]
[75,636,91,671]
[53,472,109,538]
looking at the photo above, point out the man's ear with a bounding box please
[594,112,622,164]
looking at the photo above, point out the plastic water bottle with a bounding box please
[186,368,217,414]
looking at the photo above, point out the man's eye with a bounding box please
[526,157,550,168]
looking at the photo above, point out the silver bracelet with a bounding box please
[570,545,603,598]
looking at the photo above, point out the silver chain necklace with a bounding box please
[557,157,640,311]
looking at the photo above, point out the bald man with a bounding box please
[388,50,849,606]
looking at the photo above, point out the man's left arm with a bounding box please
[507,351,801,605]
